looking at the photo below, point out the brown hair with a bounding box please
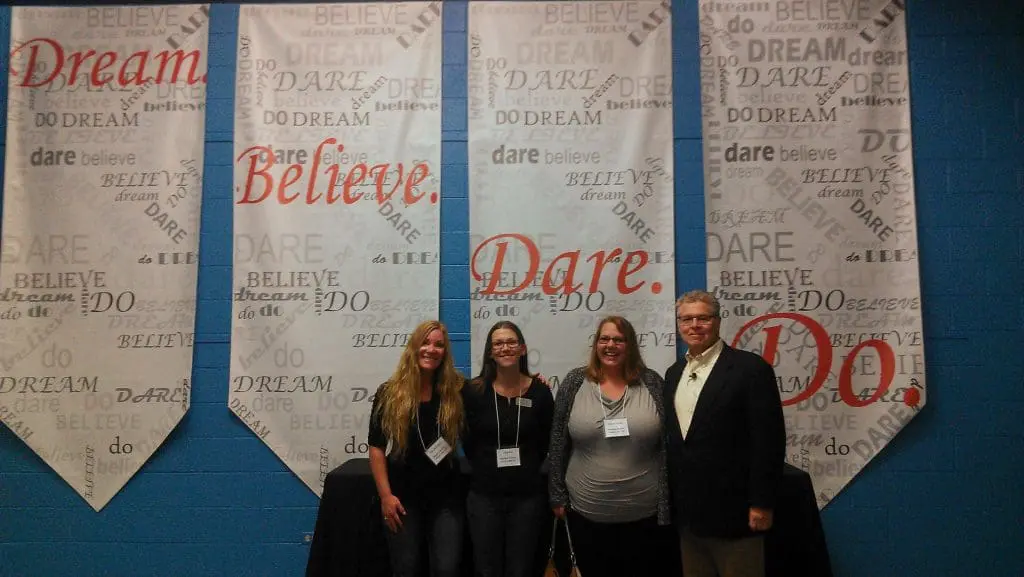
[584,316,647,384]
[471,321,531,390]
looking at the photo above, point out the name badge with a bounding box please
[496,447,521,468]
[515,397,532,408]
[425,437,452,465]
[603,418,630,438]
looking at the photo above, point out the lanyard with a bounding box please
[494,385,522,449]
[414,403,441,450]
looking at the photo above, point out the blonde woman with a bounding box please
[368,320,465,577]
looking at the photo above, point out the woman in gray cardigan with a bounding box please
[547,315,677,577]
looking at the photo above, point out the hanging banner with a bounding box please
[232,2,442,495]
[468,1,676,386]
[0,5,208,510]
[698,0,925,507]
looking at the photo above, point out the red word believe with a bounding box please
[236,138,432,206]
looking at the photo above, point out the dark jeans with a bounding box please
[466,490,547,577]
[567,510,681,577]
[385,500,464,577]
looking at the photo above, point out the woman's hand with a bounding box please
[553,505,566,519]
[381,494,407,533]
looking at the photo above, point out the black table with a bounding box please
[306,459,832,577]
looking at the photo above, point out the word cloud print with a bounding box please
[698,0,925,507]
[232,3,442,495]
[468,1,677,386]
[1,5,209,510]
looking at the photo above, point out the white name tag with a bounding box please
[603,418,630,438]
[425,437,452,465]
[496,447,521,468]
[515,397,532,408]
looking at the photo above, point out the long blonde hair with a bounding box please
[375,320,464,457]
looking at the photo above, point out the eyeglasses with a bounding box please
[597,336,626,345]
[676,315,716,326]
[491,340,521,351]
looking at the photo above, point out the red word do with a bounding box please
[733,312,897,407]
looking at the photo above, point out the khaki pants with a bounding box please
[679,527,764,577]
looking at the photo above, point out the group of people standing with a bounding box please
[366,290,786,577]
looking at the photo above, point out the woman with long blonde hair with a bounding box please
[368,320,465,577]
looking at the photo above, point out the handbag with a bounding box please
[543,516,582,577]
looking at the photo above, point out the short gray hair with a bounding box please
[675,290,721,317]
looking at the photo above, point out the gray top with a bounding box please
[548,367,671,525]
[565,379,661,523]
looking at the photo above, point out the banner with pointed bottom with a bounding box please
[0,5,209,510]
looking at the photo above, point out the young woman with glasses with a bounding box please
[462,321,554,577]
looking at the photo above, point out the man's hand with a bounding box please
[748,507,773,532]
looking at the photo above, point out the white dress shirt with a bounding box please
[674,338,724,439]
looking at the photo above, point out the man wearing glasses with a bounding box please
[662,290,786,577]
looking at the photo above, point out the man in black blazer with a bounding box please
[663,290,785,577]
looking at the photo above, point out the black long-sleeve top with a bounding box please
[462,377,554,497]
[367,382,461,508]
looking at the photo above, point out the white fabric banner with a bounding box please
[0,5,208,510]
[698,0,925,507]
[232,2,442,495]
[468,1,676,386]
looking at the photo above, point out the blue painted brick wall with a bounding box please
[0,1,1021,576]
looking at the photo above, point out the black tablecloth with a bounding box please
[306,459,832,577]
[765,464,834,577]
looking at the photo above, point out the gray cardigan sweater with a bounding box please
[547,366,671,525]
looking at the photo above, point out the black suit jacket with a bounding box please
[663,344,786,539]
